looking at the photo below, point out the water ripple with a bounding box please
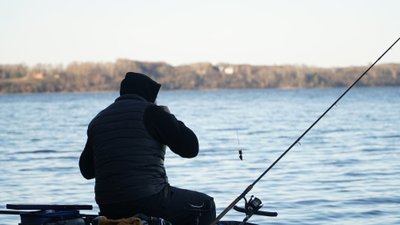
[1,88,399,225]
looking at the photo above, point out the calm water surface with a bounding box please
[0,88,399,224]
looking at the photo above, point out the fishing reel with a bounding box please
[233,195,277,224]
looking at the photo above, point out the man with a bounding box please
[79,72,216,225]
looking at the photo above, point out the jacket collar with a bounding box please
[115,94,147,102]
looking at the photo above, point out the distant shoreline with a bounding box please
[1,59,399,93]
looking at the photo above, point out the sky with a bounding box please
[1,0,399,68]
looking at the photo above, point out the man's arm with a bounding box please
[144,105,199,158]
[79,138,95,179]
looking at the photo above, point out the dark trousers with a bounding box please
[99,185,216,225]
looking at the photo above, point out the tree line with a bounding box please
[0,59,399,93]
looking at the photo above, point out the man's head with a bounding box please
[120,72,161,103]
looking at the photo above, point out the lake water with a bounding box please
[0,87,399,225]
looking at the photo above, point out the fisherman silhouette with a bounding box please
[79,72,216,225]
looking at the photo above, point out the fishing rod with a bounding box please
[210,36,400,225]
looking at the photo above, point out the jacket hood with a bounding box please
[120,72,161,103]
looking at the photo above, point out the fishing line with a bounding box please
[210,36,400,225]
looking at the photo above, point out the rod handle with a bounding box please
[233,206,278,217]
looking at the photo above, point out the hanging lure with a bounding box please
[237,130,244,160]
